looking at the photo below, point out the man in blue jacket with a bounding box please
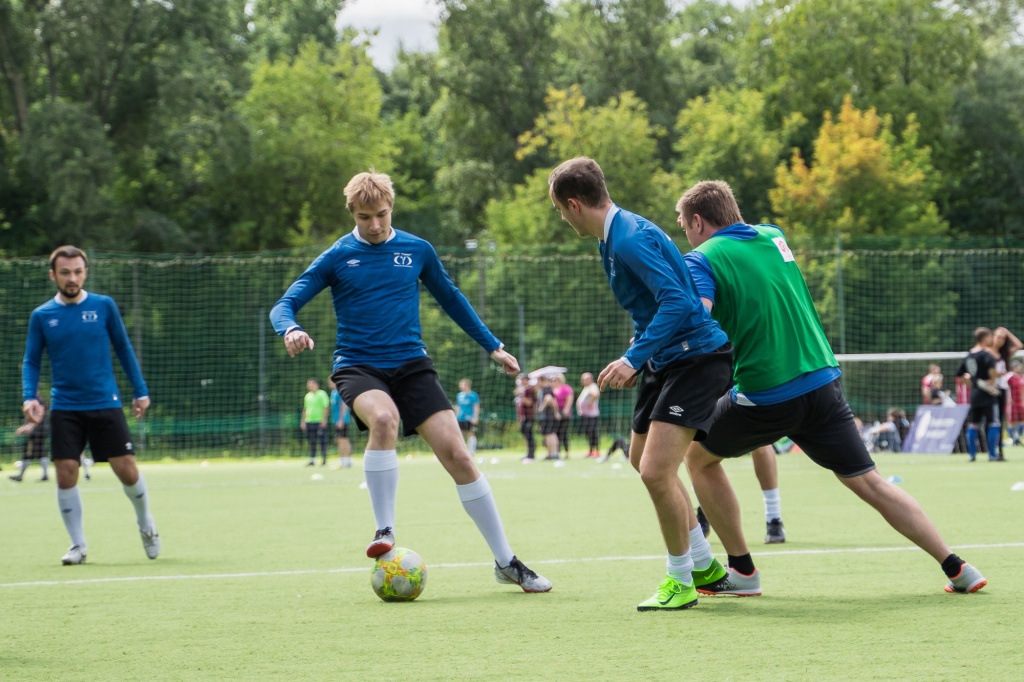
[271,170,550,594]
[22,245,159,565]
[549,157,754,610]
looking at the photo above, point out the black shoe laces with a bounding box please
[374,527,392,539]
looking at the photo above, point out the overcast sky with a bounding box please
[338,0,442,71]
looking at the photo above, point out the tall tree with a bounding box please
[430,0,556,236]
[673,88,803,223]
[741,0,980,148]
[227,40,389,250]
[487,85,676,245]
[770,95,948,241]
[0,0,251,254]
[247,0,345,60]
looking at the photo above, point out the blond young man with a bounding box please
[270,171,551,593]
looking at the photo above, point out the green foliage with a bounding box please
[230,40,390,249]
[673,88,804,223]
[941,46,1024,237]
[551,0,680,141]
[433,0,556,182]
[247,0,344,60]
[1,0,1024,253]
[771,96,948,241]
[20,100,117,251]
[488,86,674,246]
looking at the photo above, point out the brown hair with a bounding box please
[344,171,394,212]
[48,245,88,271]
[676,181,744,227]
[548,157,611,208]
[974,327,992,344]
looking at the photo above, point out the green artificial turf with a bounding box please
[1,448,1022,681]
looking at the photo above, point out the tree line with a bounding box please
[2,0,1023,258]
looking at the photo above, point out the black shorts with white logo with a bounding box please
[631,343,734,440]
[50,408,135,462]
[332,357,453,437]
[701,379,876,478]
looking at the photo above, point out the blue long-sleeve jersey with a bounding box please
[270,228,501,370]
[600,207,727,370]
[22,292,149,410]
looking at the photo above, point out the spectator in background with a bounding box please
[328,377,352,469]
[926,374,955,406]
[1007,361,1024,446]
[455,378,480,457]
[10,395,51,482]
[921,364,942,404]
[514,375,537,462]
[301,377,331,466]
[991,327,1021,461]
[536,375,560,460]
[576,372,601,457]
[958,327,1001,462]
[868,408,910,452]
[552,373,574,458]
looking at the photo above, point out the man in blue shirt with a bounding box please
[548,156,739,610]
[271,170,551,593]
[22,245,159,566]
[454,378,480,456]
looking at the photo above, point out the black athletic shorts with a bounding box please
[632,343,734,440]
[458,420,476,433]
[334,423,348,438]
[701,379,876,478]
[538,414,557,435]
[968,401,999,425]
[332,357,452,437]
[50,408,135,462]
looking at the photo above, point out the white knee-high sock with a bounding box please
[40,457,50,478]
[57,487,87,548]
[763,488,782,522]
[457,475,514,567]
[667,551,694,583]
[123,474,155,531]
[467,434,478,457]
[363,450,399,531]
[689,524,714,570]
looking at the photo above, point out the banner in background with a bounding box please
[903,405,970,454]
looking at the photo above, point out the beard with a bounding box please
[57,282,81,299]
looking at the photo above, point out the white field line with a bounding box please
[2,542,1022,589]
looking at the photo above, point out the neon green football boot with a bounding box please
[691,557,727,588]
[636,574,698,611]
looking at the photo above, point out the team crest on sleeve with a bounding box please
[772,237,795,263]
[393,252,414,267]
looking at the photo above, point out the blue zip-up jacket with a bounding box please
[270,228,501,370]
[600,207,727,370]
[22,292,148,410]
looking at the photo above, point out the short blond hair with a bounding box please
[344,171,394,212]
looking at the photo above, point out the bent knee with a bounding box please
[365,408,400,436]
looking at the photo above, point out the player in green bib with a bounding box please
[301,378,332,466]
[677,180,986,595]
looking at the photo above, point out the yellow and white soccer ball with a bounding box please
[370,547,427,602]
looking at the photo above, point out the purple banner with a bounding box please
[903,405,970,454]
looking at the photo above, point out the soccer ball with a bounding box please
[370,547,427,602]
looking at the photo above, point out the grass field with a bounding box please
[2,447,1023,681]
